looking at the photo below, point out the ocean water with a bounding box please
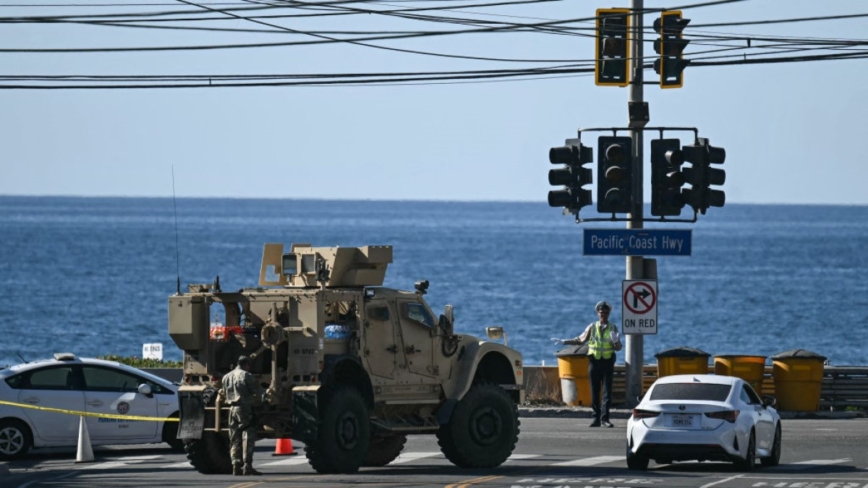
[1,196,866,368]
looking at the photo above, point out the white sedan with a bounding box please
[626,374,781,470]
[0,353,181,459]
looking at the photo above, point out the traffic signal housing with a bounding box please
[596,136,633,214]
[653,10,690,88]
[650,138,685,217]
[595,8,631,87]
[682,138,726,214]
[547,144,593,214]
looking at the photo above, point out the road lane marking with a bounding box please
[258,456,311,467]
[390,451,442,464]
[790,458,851,469]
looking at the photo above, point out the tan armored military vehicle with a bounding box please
[169,243,524,474]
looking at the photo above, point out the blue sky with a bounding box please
[1,0,865,205]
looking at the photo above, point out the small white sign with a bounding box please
[143,343,163,360]
[622,280,658,335]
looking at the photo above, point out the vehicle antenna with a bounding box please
[15,351,28,363]
[172,166,182,295]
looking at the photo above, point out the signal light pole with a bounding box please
[625,0,647,408]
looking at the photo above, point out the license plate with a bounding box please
[671,414,694,428]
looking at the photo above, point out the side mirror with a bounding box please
[762,395,776,409]
[138,383,153,397]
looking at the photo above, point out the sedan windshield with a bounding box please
[649,383,731,402]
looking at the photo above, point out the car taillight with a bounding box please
[705,410,739,423]
[632,409,660,419]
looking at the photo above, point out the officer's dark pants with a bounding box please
[588,355,616,422]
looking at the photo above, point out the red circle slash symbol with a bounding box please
[624,282,656,314]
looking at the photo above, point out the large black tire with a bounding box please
[0,419,32,460]
[761,424,781,467]
[735,429,756,471]
[185,431,232,474]
[626,444,649,470]
[363,434,407,467]
[437,383,519,469]
[305,385,371,474]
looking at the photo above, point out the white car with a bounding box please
[0,353,181,459]
[626,374,781,470]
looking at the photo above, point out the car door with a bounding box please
[362,298,400,379]
[81,366,158,442]
[15,365,84,443]
[741,384,774,450]
[396,299,438,380]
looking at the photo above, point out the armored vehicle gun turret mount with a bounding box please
[169,243,524,474]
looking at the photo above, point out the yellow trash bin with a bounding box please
[771,349,826,412]
[556,345,591,406]
[655,347,710,377]
[714,355,767,394]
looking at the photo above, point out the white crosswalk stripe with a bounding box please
[258,456,312,467]
[507,454,541,461]
[389,452,442,464]
[790,458,851,469]
[552,455,623,467]
[92,455,162,470]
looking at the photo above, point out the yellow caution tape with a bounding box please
[0,399,179,422]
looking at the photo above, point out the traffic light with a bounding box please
[653,10,690,88]
[595,8,631,87]
[682,138,726,214]
[596,136,633,214]
[650,139,685,217]
[547,143,593,214]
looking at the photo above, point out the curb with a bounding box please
[518,406,867,420]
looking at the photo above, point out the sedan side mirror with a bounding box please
[762,395,776,409]
[138,383,153,397]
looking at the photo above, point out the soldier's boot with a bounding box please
[232,464,243,476]
[243,465,262,476]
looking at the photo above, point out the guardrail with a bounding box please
[526,365,868,411]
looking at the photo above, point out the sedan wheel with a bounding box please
[0,420,32,460]
[760,424,781,467]
[625,444,649,471]
[735,430,756,471]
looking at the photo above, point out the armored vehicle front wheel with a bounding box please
[305,384,371,474]
[437,383,519,469]
[363,433,407,467]
[185,431,232,474]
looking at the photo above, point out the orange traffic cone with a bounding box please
[272,438,297,456]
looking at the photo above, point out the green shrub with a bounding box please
[98,355,182,369]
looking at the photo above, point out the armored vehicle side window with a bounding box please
[405,302,435,328]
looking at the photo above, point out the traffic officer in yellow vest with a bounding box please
[221,355,266,475]
[552,301,622,427]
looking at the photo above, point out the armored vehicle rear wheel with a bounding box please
[363,433,407,467]
[305,384,371,474]
[185,431,232,474]
[437,383,519,469]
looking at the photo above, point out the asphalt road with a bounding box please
[3,416,868,488]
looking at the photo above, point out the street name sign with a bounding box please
[622,280,658,335]
[584,229,692,256]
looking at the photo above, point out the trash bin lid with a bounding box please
[555,344,589,357]
[771,349,827,361]
[654,346,710,358]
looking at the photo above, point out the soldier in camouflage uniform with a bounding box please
[221,355,264,476]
